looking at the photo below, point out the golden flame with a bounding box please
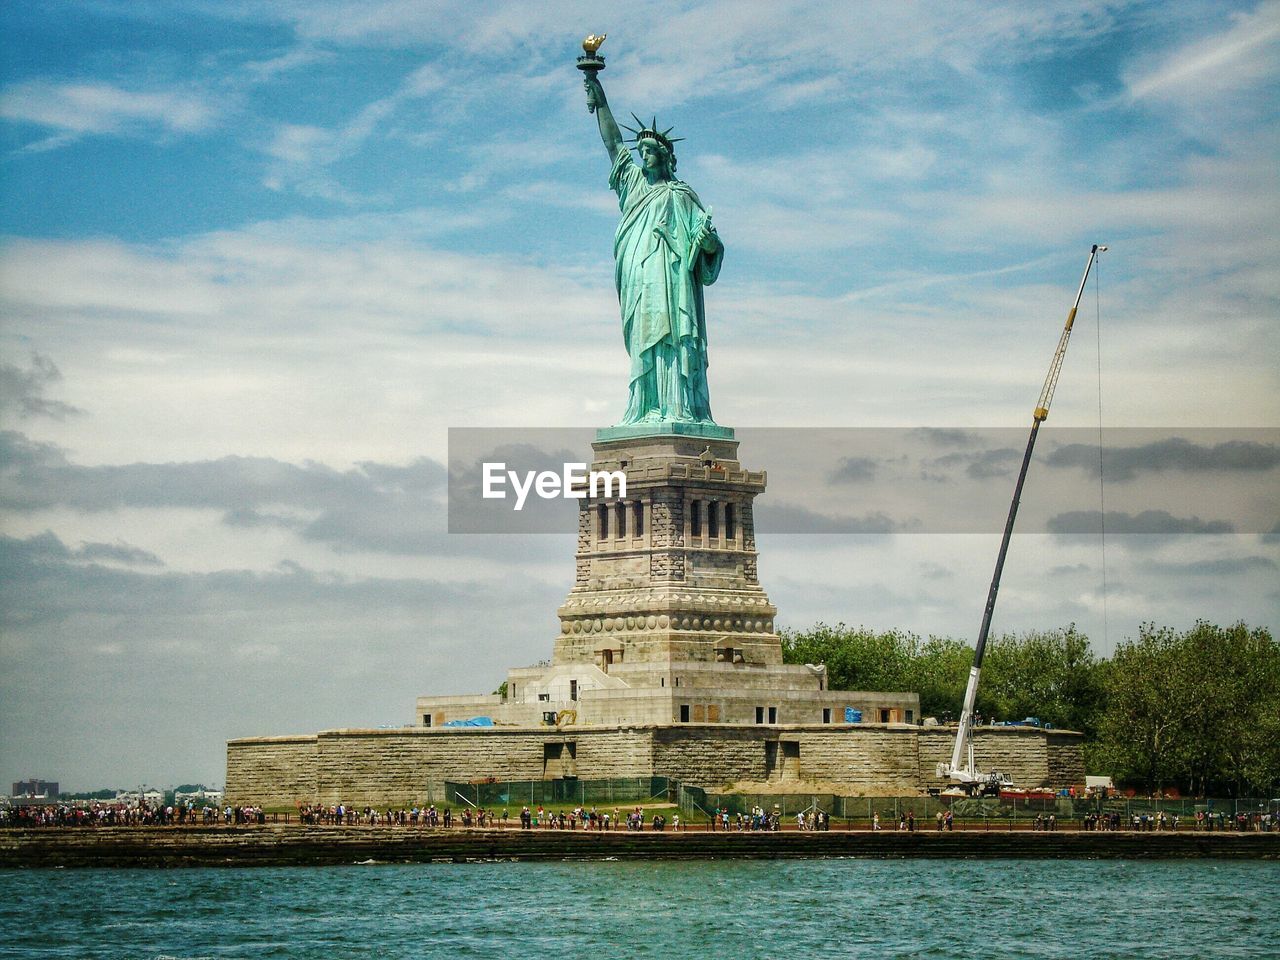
[582,34,606,55]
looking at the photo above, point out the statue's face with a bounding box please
[638,140,669,177]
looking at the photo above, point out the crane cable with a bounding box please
[1094,253,1109,650]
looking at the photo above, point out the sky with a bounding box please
[1,0,1277,792]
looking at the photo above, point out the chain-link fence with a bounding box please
[679,786,1280,828]
[438,777,675,809]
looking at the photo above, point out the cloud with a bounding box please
[963,448,1021,480]
[0,431,452,554]
[829,456,878,484]
[929,447,1021,480]
[74,541,164,567]
[1048,563,1091,576]
[1126,1,1280,103]
[1048,438,1280,482]
[1,80,216,150]
[0,528,563,787]
[908,428,981,448]
[0,431,574,562]
[6,532,165,568]
[258,1,1121,100]
[1149,555,1277,577]
[754,502,900,534]
[259,62,451,199]
[1047,510,1234,535]
[0,353,85,421]
[242,46,336,83]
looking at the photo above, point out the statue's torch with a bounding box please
[577,34,606,113]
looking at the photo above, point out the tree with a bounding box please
[979,626,1103,736]
[1095,624,1194,792]
[908,635,971,720]
[781,624,920,693]
[1177,621,1280,796]
[1096,621,1280,796]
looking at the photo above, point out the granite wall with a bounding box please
[227,724,1084,808]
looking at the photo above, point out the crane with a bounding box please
[937,244,1107,795]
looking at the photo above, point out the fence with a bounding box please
[679,786,1280,826]
[438,777,675,809]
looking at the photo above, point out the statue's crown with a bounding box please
[621,114,684,154]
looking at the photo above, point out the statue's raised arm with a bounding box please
[584,73,624,165]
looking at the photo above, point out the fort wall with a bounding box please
[226,724,1083,808]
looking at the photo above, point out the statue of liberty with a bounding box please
[583,61,724,429]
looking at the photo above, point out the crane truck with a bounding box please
[937,244,1107,795]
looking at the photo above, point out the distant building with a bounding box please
[175,788,223,805]
[114,788,164,805]
[11,779,58,799]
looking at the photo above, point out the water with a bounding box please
[1,859,1276,959]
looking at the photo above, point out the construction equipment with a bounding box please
[937,244,1107,795]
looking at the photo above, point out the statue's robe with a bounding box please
[609,149,723,424]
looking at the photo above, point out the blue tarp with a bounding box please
[844,708,863,723]
[441,717,495,727]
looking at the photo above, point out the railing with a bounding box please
[679,787,1280,830]
[438,777,675,808]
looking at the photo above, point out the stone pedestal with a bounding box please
[418,428,919,730]
[553,432,779,675]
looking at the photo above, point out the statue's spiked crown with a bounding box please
[621,114,684,155]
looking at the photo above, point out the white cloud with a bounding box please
[1,80,216,144]
[257,60,452,198]
[1126,0,1280,102]
[242,46,336,83]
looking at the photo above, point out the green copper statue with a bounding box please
[582,46,724,429]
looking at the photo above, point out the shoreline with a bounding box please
[2,826,1276,868]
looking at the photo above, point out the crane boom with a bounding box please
[939,244,1105,793]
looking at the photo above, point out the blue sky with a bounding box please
[1,1,1277,790]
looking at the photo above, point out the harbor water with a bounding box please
[1,858,1276,959]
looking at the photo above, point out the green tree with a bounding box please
[1177,621,1280,796]
[979,626,1103,736]
[1097,621,1279,795]
[1095,624,1194,792]
[909,635,971,720]
[781,624,920,693]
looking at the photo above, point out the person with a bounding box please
[872,811,881,831]
[584,72,723,426]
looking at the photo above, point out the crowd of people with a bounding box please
[517,805,675,830]
[706,806,811,831]
[5,800,1276,832]
[1194,810,1275,831]
[0,802,265,828]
